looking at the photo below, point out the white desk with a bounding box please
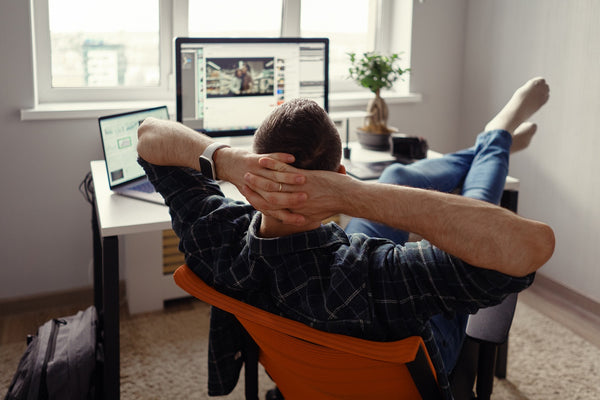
[90,145,519,400]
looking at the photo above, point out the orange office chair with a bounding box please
[173,264,444,400]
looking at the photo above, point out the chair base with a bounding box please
[265,387,284,400]
[450,337,509,400]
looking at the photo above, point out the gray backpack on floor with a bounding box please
[4,306,99,400]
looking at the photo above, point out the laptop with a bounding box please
[98,106,169,205]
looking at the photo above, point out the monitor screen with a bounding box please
[175,37,329,137]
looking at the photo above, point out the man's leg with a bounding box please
[460,129,512,204]
[428,129,513,373]
[346,127,540,371]
[430,78,549,373]
[343,140,487,371]
[345,118,541,242]
[461,76,549,204]
[347,77,550,372]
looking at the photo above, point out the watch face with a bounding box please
[199,156,215,180]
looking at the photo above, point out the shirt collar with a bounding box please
[246,213,349,257]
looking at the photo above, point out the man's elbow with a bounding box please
[137,118,156,161]
[524,222,555,275]
[537,223,556,267]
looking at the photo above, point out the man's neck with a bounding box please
[259,214,322,238]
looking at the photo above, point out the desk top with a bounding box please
[91,160,246,237]
[91,160,172,237]
[91,143,518,237]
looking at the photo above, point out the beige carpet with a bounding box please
[1,300,599,399]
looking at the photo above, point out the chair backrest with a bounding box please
[173,265,443,400]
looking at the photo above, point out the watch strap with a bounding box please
[199,142,230,179]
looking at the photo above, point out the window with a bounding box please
[48,0,160,88]
[301,0,375,91]
[188,0,283,38]
[31,0,410,106]
[32,0,171,103]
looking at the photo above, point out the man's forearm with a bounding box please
[345,180,555,277]
[137,118,307,222]
[137,117,212,170]
[242,157,555,276]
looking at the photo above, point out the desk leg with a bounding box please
[92,208,105,399]
[92,204,121,399]
[501,189,518,213]
[495,189,518,380]
[92,207,103,318]
[103,235,120,400]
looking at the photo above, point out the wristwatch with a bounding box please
[199,142,230,180]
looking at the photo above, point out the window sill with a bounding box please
[20,100,175,121]
[329,91,422,109]
[20,91,422,121]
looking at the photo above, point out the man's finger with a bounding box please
[255,156,306,184]
[258,156,297,172]
[241,184,308,209]
[265,152,295,164]
[245,172,305,193]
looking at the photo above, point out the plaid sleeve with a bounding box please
[138,157,224,216]
[354,236,535,326]
[139,157,233,261]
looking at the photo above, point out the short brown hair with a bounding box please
[253,98,341,171]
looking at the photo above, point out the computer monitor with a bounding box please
[175,37,329,138]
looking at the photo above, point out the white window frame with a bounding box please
[31,0,175,104]
[288,0,379,93]
[27,0,413,113]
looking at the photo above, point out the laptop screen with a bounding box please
[99,106,169,189]
[175,37,329,138]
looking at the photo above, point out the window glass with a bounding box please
[47,0,159,88]
[188,0,282,37]
[301,0,373,83]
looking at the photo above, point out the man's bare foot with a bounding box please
[485,77,550,134]
[510,122,537,153]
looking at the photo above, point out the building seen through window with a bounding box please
[48,0,159,88]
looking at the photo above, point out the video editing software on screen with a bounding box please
[176,38,328,137]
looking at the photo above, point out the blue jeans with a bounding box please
[345,129,512,371]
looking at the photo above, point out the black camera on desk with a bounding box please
[390,134,429,160]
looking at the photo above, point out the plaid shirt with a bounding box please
[140,159,534,400]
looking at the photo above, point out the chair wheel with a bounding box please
[265,387,284,400]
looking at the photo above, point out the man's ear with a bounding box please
[337,164,347,174]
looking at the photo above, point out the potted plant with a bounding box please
[348,52,410,150]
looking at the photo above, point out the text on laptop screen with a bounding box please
[99,106,169,188]
[175,37,329,138]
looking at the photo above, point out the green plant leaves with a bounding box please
[348,52,410,94]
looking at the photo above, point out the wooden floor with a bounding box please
[1,276,599,349]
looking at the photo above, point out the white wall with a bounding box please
[461,0,600,302]
[387,0,468,154]
[0,2,104,299]
[0,0,468,300]
[8,1,596,304]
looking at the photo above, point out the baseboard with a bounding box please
[520,273,600,348]
[529,273,600,318]
[0,281,127,317]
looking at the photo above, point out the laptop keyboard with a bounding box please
[132,181,156,193]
